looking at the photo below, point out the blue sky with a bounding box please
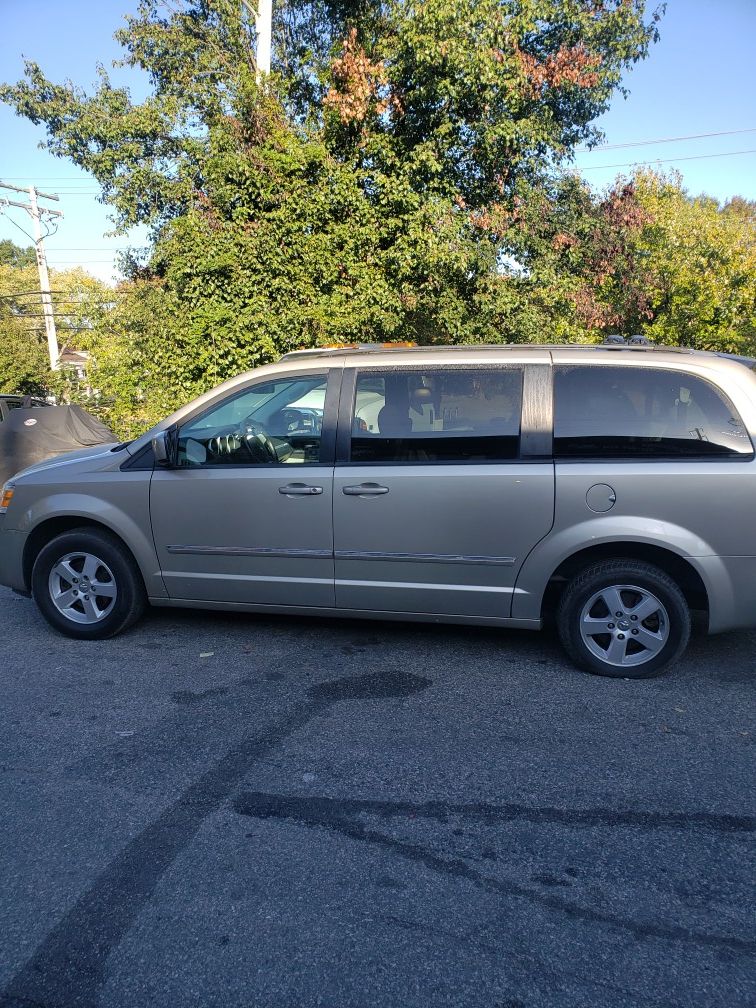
[1,0,754,285]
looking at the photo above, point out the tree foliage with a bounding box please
[2,1,661,230]
[0,303,49,397]
[313,0,660,211]
[0,243,113,397]
[0,239,36,270]
[632,172,756,355]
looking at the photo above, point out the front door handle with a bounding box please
[278,483,323,496]
[342,483,390,496]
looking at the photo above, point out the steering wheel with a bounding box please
[239,421,280,462]
[206,422,279,462]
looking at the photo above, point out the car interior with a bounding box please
[351,369,522,462]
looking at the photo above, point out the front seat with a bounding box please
[376,403,430,461]
[377,404,412,437]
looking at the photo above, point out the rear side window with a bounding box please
[350,367,523,463]
[554,366,753,459]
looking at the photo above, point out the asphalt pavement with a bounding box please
[1,585,754,1008]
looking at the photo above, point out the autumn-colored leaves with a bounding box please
[323,28,401,126]
[568,182,654,330]
[324,27,602,128]
[491,39,603,93]
[515,42,602,94]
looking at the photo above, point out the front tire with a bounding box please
[32,528,146,639]
[557,560,691,678]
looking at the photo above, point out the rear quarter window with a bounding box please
[554,365,753,459]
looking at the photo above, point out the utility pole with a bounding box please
[0,181,63,370]
[255,0,272,76]
[241,0,272,77]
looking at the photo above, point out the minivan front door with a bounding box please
[150,370,338,607]
[333,364,554,619]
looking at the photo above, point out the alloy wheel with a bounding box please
[579,583,670,669]
[47,551,118,624]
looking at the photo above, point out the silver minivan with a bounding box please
[2,343,755,678]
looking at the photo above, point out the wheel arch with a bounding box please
[540,542,709,626]
[23,517,146,595]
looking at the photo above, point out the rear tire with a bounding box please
[557,560,690,678]
[32,528,146,639]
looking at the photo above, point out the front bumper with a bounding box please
[0,528,28,593]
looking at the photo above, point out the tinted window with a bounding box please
[554,366,752,459]
[350,368,523,463]
[178,374,327,466]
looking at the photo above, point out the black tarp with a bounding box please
[0,404,115,485]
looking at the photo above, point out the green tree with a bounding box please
[0,239,36,269]
[632,171,756,354]
[0,303,49,396]
[0,241,114,396]
[1,1,663,434]
[494,171,756,352]
[2,1,661,229]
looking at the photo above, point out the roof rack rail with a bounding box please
[278,341,417,361]
[602,334,654,347]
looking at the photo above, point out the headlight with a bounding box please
[0,483,15,514]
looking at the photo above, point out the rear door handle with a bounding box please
[342,483,390,496]
[278,483,323,496]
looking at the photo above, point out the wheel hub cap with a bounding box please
[579,584,670,668]
[48,551,117,625]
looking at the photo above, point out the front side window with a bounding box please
[350,367,523,463]
[177,374,328,466]
[554,366,753,459]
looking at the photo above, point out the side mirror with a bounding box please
[152,431,170,466]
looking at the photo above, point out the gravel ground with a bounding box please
[0,586,754,1008]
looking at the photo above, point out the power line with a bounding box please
[0,176,96,181]
[34,247,133,250]
[577,127,756,152]
[5,126,756,175]
[1,211,37,244]
[2,295,110,303]
[579,148,756,171]
[0,290,75,298]
[23,325,99,333]
[0,182,63,369]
